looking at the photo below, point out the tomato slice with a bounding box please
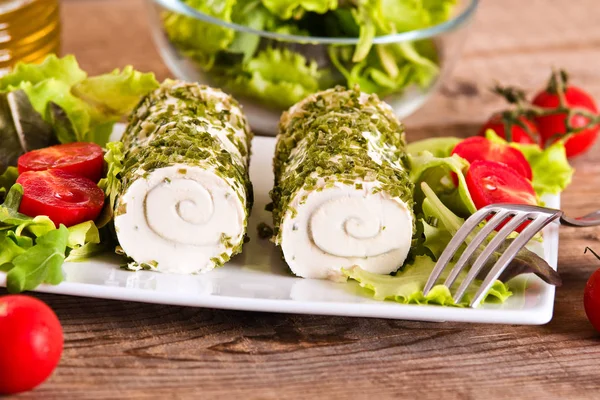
[478,113,539,145]
[452,136,533,180]
[16,170,105,227]
[466,160,537,208]
[466,160,537,233]
[18,142,104,183]
[532,86,599,158]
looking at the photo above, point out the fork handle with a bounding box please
[560,210,600,227]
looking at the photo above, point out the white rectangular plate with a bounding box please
[0,132,560,324]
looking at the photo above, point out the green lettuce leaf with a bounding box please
[407,136,461,157]
[221,47,322,109]
[4,225,69,293]
[0,231,28,267]
[67,221,101,249]
[379,0,457,32]
[261,0,338,19]
[163,0,236,69]
[408,151,476,216]
[97,141,125,228]
[65,220,106,261]
[0,54,86,89]
[343,255,512,306]
[329,39,440,98]
[0,54,158,146]
[0,166,18,201]
[485,130,573,196]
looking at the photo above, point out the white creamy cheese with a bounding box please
[280,180,413,280]
[114,164,245,274]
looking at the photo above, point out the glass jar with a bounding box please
[0,0,60,75]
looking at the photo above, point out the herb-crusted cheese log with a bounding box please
[271,87,414,280]
[114,80,253,273]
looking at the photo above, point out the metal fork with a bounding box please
[423,204,600,308]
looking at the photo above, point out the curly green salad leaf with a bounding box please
[162,0,456,109]
[262,0,337,19]
[485,130,573,196]
[0,184,104,293]
[343,256,512,306]
[0,54,159,147]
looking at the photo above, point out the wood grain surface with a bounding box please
[5,0,600,398]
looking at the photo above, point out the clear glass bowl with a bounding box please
[147,0,478,135]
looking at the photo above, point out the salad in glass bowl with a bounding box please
[147,0,478,134]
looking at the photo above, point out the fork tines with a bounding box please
[423,204,562,308]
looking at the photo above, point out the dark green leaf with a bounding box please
[47,101,77,143]
[0,90,54,172]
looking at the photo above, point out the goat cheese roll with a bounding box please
[271,87,414,280]
[114,80,253,273]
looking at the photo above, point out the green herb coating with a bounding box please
[271,86,414,242]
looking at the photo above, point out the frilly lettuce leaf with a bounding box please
[0,54,158,146]
[163,0,236,69]
[222,47,322,109]
[486,130,573,196]
[380,0,457,33]
[329,40,439,98]
[0,54,86,88]
[261,0,338,19]
[343,255,512,306]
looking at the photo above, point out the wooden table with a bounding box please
[6,0,600,398]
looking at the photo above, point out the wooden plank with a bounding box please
[6,0,600,398]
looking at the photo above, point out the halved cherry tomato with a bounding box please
[18,142,104,182]
[452,136,533,180]
[466,160,537,232]
[532,86,599,158]
[0,295,63,394]
[17,170,105,227]
[466,160,537,208]
[478,113,539,145]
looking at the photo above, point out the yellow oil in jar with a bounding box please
[0,0,60,75]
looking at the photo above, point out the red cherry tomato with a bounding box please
[466,160,537,232]
[478,113,539,145]
[17,170,105,227]
[0,295,63,394]
[584,266,600,333]
[18,142,104,182]
[452,136,533,180]
[532,86,599,158]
